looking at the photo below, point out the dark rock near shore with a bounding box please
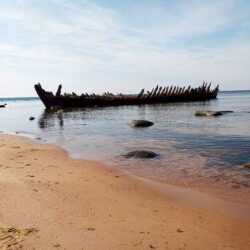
[0,104,6,108]
[123,150,159,159]
[29,116,35,121]
[129,120,154,127]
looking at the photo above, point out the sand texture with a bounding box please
[0,134,249,250]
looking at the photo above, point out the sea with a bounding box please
[1,91,250,200]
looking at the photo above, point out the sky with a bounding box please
[0,0,250,97]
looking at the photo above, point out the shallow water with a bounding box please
[1,91,250,197]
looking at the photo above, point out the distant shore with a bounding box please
[0,134,249,249]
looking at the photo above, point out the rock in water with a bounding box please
[195,111,223,117]
[0,104,6,108]
[242,162,250,169]
[123,150,159,159]
[129,120,154,127]
[29,116,35,121]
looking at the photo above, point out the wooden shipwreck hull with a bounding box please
[35,82,219,109]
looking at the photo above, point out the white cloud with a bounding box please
[0,0,249,97]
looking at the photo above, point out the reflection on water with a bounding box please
[0,91,250,197]
[39,109,64,129]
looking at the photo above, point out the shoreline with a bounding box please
[0,134,250,249]
[5,131,250,207]
[6,132,250,215]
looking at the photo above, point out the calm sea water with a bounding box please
[1,91,250,193]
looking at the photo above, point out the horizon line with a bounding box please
[0,89,250,99]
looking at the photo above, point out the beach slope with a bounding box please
[0,134,249,249]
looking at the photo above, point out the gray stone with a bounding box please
[195,110,234,117]
[195,110,223,117]
[129,120,154,127]
[123,150,159,159]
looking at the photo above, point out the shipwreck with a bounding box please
[34,82,219,109]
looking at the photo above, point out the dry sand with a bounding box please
[0,134,249,250]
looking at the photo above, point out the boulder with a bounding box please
[242,162,250,169]
[129,120,154,127]
[29,116,35,121]
[195,110,223,117]
[195,110,234,117]
[123,150,159,159]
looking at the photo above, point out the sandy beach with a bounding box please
[0,134,249,250]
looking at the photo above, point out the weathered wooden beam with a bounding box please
[164,86,169,96]
[175,86,179,95]
[167,86,173,96]
[172,86,176,95]
[179,86,182,94]
[207,82,211,92]
[160,87,166,97]
[147,87,154,99]
[185,85,191,94]
[156,86,162,97]
[55,84,62,97]
[137,89,144,99]
[152,85,159,98]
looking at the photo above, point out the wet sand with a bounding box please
[0,134,249,249]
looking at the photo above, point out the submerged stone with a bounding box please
[123,150,159,159]
[129,120,154,127]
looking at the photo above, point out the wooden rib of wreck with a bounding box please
[34,82,219,109]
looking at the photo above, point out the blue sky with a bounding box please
[0,0,249,97]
